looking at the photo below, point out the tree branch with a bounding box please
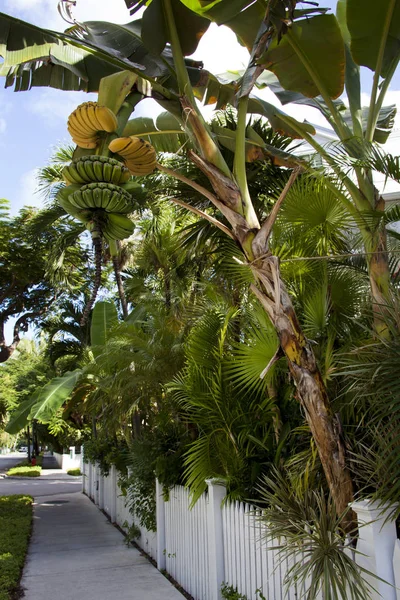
[157,161,249,242]
[167,197,235,240]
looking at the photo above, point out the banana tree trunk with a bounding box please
[189,152,355,529]
[251,258,355,529]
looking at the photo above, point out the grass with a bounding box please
[7,461,42,478]
[67,468,81,476]
[0,495,33,600]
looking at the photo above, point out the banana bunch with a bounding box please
[56,184,135,240]
[108,136,157,176]
[63,156,131,186]
[56,185,93,224]
[68,183,134,214]
[68,101,118,149]
[102,213,135,241]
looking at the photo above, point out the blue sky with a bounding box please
[0,0,399,344]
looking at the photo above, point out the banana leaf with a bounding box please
[179,1,330,51]
[141,0,210,56]
[5,369,83,433]
[247,96,316,139]
[123,112,189,153]
[211,124,305,168]
[0,13,168,92]
[347,0,400,77]
[341,105,397,144]
[91,301,118,360]
[259,14,345,100]
[5,397,38,435]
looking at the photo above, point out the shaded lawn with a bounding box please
[7,458,42,477]
[0,495,33,600]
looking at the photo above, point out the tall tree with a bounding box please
[0,200,86,362]
[3,0,397,525]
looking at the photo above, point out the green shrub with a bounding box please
[7,465,41,477]
[0,495,33,600]
[67,468,81,476]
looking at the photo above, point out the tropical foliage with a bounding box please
[1,0,400,596]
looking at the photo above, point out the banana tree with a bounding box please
[0,1,358,525]
[184,0,400,334]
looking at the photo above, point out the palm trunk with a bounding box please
[112,255,128,319]
[367,193,391,336]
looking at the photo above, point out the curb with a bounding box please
[0,473,82,481]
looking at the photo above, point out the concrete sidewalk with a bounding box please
[22,492,184,600]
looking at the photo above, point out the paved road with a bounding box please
[0,476,82,496]
[1,454,184,599]
[0,451,27,473]
[0,453,81,496]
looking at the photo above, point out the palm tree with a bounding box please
[41,297,91,369]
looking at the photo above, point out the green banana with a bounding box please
[57,196,92,224]
[69,190,88,210]
[63,163,86,185]
[63,156,130,185]
[103,161,113,183]
[103,213,134,240]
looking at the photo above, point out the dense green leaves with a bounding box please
[0,496,33,600]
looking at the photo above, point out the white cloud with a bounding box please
[11,168,43,216]
[0,118,6,134]
[28,89,96,127]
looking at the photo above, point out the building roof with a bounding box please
[292,125,400,201]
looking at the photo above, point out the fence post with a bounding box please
[352,499,398,600]
[98,469,105,509]
[110,465,117,523]
[206,478,226,600]
[156,478,166,571]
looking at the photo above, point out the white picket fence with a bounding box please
[82,462,400,600]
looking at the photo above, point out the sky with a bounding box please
[0,0,399,343]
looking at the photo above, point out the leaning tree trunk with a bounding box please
[250,257,355,529]
[188,151,355,530]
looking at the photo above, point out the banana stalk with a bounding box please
[162,0,231,179]
[81,214,103,326]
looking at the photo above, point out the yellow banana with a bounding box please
[69,110,94,136]
[108,137,133,154]
[95,106,118,132]
[125,161,157,176]
[85,104,103,131]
